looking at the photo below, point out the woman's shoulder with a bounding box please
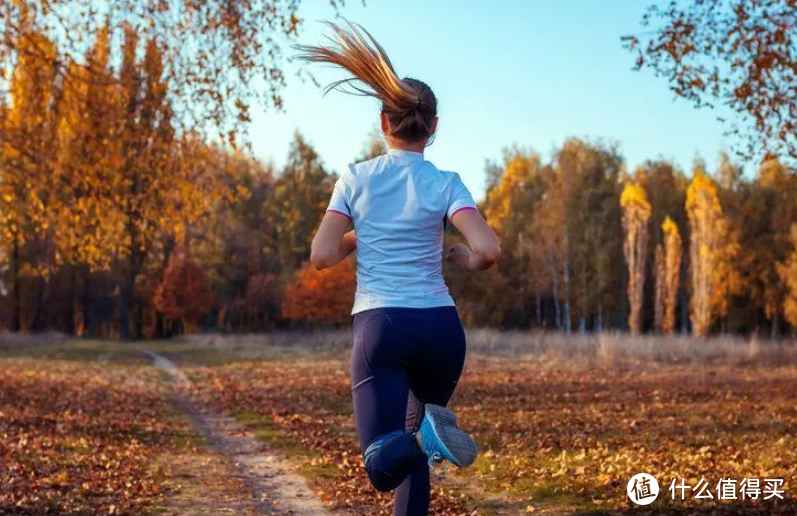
[349,154,389,176]
[347,155,466,192]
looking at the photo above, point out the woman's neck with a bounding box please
[387,139,427,154]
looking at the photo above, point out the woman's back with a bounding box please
[300,22,500,516]
[328,149,476,314]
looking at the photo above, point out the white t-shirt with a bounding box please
[327,149,478,314]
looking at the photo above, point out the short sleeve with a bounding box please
[446,173,478,219]
[327,174,352,220]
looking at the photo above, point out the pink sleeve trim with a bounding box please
[327,208,352,222]
[450,206,478,219]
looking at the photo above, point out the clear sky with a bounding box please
[249,0,730,200]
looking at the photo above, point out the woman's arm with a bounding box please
[447,209,501,271]
[310,212,356,270]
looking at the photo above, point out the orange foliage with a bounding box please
[282,259,356,324]
[154,253,216,330]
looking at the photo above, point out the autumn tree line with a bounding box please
[4,25,797,339]
[472,144,797,339]
[0,23,342,338]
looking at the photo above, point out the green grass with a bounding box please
[0,337,151,365]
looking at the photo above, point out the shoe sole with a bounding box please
[425,404,478,467]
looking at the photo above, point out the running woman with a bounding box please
[297,22,501,516]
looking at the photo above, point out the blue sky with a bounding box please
[249,0,730,200]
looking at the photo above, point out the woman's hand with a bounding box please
[449,209,501,271]
[446,242,473,271]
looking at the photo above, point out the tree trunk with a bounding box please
[595,303,603,332]
[82,267,92,336]
[134,303,143,339]
[563,264,572,334]
[517,234,526,327]
[551,267,561,330]
[67,265,77,335]
[154,236,175,339]
[121,240,145,339]
[11,236,20,332]
[579,259,587,333]
[31,275,50,331]
[680,289,689,335]
[120,276,133,339]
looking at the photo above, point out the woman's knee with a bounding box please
[365,459,403,492]
[362,431,408,492]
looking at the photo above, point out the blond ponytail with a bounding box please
[295,21,437,144]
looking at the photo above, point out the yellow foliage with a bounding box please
[484,154,538,236]
[686,171,736,336]
[620,183,652,217]
[621,183,651,334]
[661,217,682,335]
[778,225,797,328]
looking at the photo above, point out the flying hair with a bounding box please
[295,21,437,144]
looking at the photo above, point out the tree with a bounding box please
[154,253,216,334]
[777,225,797,330]
[634,160,689,332]
[114,31,234,338]
[243,273,282,330]
[482,149,545,327]
[744,158,797,336]
[54,25,121,334]
[563,140,624,332]
[269,133,335,274]
[356,128,388,162]
[660,217,683,335]
[0,0,343,140]
[530,164,566,330]
[193,149,278,333]
[625,1,797,160]
[621,183,651,334]
[686,169,731,337]
[653,243,665,332]
[0,27,61,331]
[282,259,356,325]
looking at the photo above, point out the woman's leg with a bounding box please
[392,391,431,516]
[393,307,467,516]
[351,309,427,493]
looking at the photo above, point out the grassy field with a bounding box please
[1,331,796,515]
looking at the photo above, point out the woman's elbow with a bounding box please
[483,243,501,266]
[476,240,501,267]
[310,246,334,270]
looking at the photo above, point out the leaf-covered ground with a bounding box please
[177,347,797,516]
[3,336,797,516]
[0,352,177,515]
[0,341,258,516]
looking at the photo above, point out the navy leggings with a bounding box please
[351,306,466,516]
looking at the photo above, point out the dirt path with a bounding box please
[141,348,343,516]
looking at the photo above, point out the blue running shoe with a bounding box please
[416,404,478,469]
